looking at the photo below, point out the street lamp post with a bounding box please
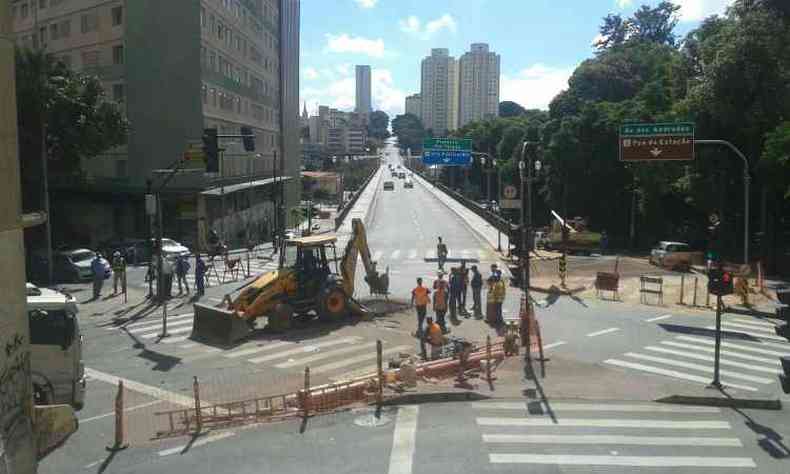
[519,141,541,316]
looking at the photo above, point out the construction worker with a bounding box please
[175,254,191,294]
[433,272,449,333]
[111,251,126,295]
[491,265,507,326]
[195,254,207,296]
[91,253,105,300]
[459,261,469,316]
[448,267,461,323]
[411,277,431,336]
[436,236,448,272]
[424,316,445,360]
[470,265,483,319]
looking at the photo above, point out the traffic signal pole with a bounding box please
[711,294,723,388]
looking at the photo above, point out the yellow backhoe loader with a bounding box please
[192,218,389,344]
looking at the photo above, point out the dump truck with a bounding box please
[192,218,388,344]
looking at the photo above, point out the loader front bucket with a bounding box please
[192,303,253,346]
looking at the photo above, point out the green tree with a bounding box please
[368,110,391,140]
[391,113,427,152]
[499,101,527,118]
[760,122,790,198]
[595,14,631,51]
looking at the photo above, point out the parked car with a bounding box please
[650,241,691,266]
[403,179,414,189]
[398,172,406,179]
[100,238,149,265]
[154,238,191,259]
[30,249,112,283]
[383,180,395,190]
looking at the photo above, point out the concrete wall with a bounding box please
[0,1,37,472]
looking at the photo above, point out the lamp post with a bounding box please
[519,142,542,303]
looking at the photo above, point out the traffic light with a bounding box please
[240,126,255,152]
[203,128,219,172]
[779,356,790,394]
[708,268,734,296]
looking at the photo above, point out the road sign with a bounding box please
[423,138,472,151]
[500,184,521,209]
[422,150,472,166]
[619,122,695,162]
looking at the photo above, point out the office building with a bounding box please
[420,48,458,135]
[458,43,500,127]
[355,64,371,116]
[10,0,300,248]
[405,93,421,118]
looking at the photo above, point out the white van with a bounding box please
[26,283,86,410]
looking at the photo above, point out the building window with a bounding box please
[60,19,70,37]
[112,83,124,102]
[217,22,223,40]
[202,84,207,104]
[11,5,17,18]
[200,7,206,28]
[111,6,123,26]
[39,27,46,45]
[112,45,124,65]
[209,14,215,34]
[21,3,29,19]
[39,0,46,9]
[209,51,216,71]
[81,13,98,33]
[49,23,58,40]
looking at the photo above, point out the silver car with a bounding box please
[650,241,690,266]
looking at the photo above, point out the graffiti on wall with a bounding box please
[0,332,31,431]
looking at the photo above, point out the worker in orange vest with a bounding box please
[424,316,445,360]
[411,277,431,336]
[433,272,449,333]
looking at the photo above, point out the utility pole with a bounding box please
[42,122,53,284]
[146,179,153,297]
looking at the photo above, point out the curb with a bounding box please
[382,390,491,406]
[655,395,782,410]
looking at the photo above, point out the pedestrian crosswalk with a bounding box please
[372,247,492,264]
[473,401,756,468]
[106,313,415,382]
[604,317,788,393]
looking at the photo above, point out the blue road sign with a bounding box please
[422,150,472,166]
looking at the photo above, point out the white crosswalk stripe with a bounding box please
[408,249,418,260]
[107,313,194,331]
[425,249,436,259]
[125,317,194,334]
[721,321,778,334]
[474,401,755,468]
[274,342,377,369]
[372,250,383,261]
[604,359,758,392]
[247,337,360,364]
[676,335,790,357]
[478,249,487,261]
[712,324,786,342]
[390,250,401,260]
[317,345,411,375]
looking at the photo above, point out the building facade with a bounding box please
[404,93,421,119]
[10,0,300,249]
[458,43,500,127]
[355,64,371,116]
[420,48,458,136]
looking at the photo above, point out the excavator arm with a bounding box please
[340,218,389,297]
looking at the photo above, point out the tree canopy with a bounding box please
[391,113,428,152]
[368,110,391,140]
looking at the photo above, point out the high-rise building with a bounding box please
[420,48,458,135]
[10,0,301,248]
[355,64,372,115]
[459,43,500,127]
[405,93,422,119]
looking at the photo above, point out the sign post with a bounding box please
[619,123,695,162]
[422,138,473,166]
[500,184,521,209]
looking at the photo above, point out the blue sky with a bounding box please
[299,0,732,118]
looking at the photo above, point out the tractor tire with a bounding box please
[318,286,349,322]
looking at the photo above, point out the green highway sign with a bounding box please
[423,138,472,151]
[619,122,695,161]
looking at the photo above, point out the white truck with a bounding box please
[26,283,86,410]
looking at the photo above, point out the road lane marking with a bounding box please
[604,359,758,392]
[646,314,673,322]
[476,417,730,429]
[482,434,741,446]
[247,337,359,364]
[223,341,294,359]
[660,341,779,366]
[388,405,419,474]
[647,345,778,373]
[470,402,720,413]
[158,431,235,457]
[391,250,401,260]
[79,400,163,423]
[84,367,195,406]
[676,336,790,357]
[542,341,567,350]
[586,327,620,337]
[274,342,373,368]
[708,325,786,342]
[139,324,194,339]
[126,318,194,334]
[731,318,777,328]
[489,454,755,468]
[161,335,191,344]
[107,313,193,331]
[721,321,777,334]
[623,352,772,384]
[311,345,412,374]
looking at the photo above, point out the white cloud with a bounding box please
[324,33,386,58]
[300,68,406,119]
[335,63,352,76]
[500,64,574,111]
[671,0,731,21]
[304,67,319,80]
[616,0,632,7]
[398,14,457,40]
[354,0,378,8]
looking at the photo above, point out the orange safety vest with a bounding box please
[433,284,447,310]
[427,323,443,346]
[412,286,430,306]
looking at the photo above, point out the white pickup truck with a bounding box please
[26,283,85,409]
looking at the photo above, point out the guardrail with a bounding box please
[334,165,380,230]
[407,165,516,243]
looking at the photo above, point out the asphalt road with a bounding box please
[39,141,790,473]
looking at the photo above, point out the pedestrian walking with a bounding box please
[111,251,126,295]
[470,265,483,319]
[424,316,445,360]
[195,254,207,296]
[161,257,174,299]
[459,261,469,316]
[91,253,105,300]
[175,254,191,294]
[411,278,431,336]
[436,236,448,272]
[433,272,449,333]
[448,267,461,323]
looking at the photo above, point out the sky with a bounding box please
[298,0,733,119]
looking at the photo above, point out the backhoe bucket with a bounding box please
[192,303,252,345]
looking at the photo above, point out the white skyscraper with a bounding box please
[420,48,459,135]
[459,43,500,128]
[355,65,372,114]
[405,93,422,118]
